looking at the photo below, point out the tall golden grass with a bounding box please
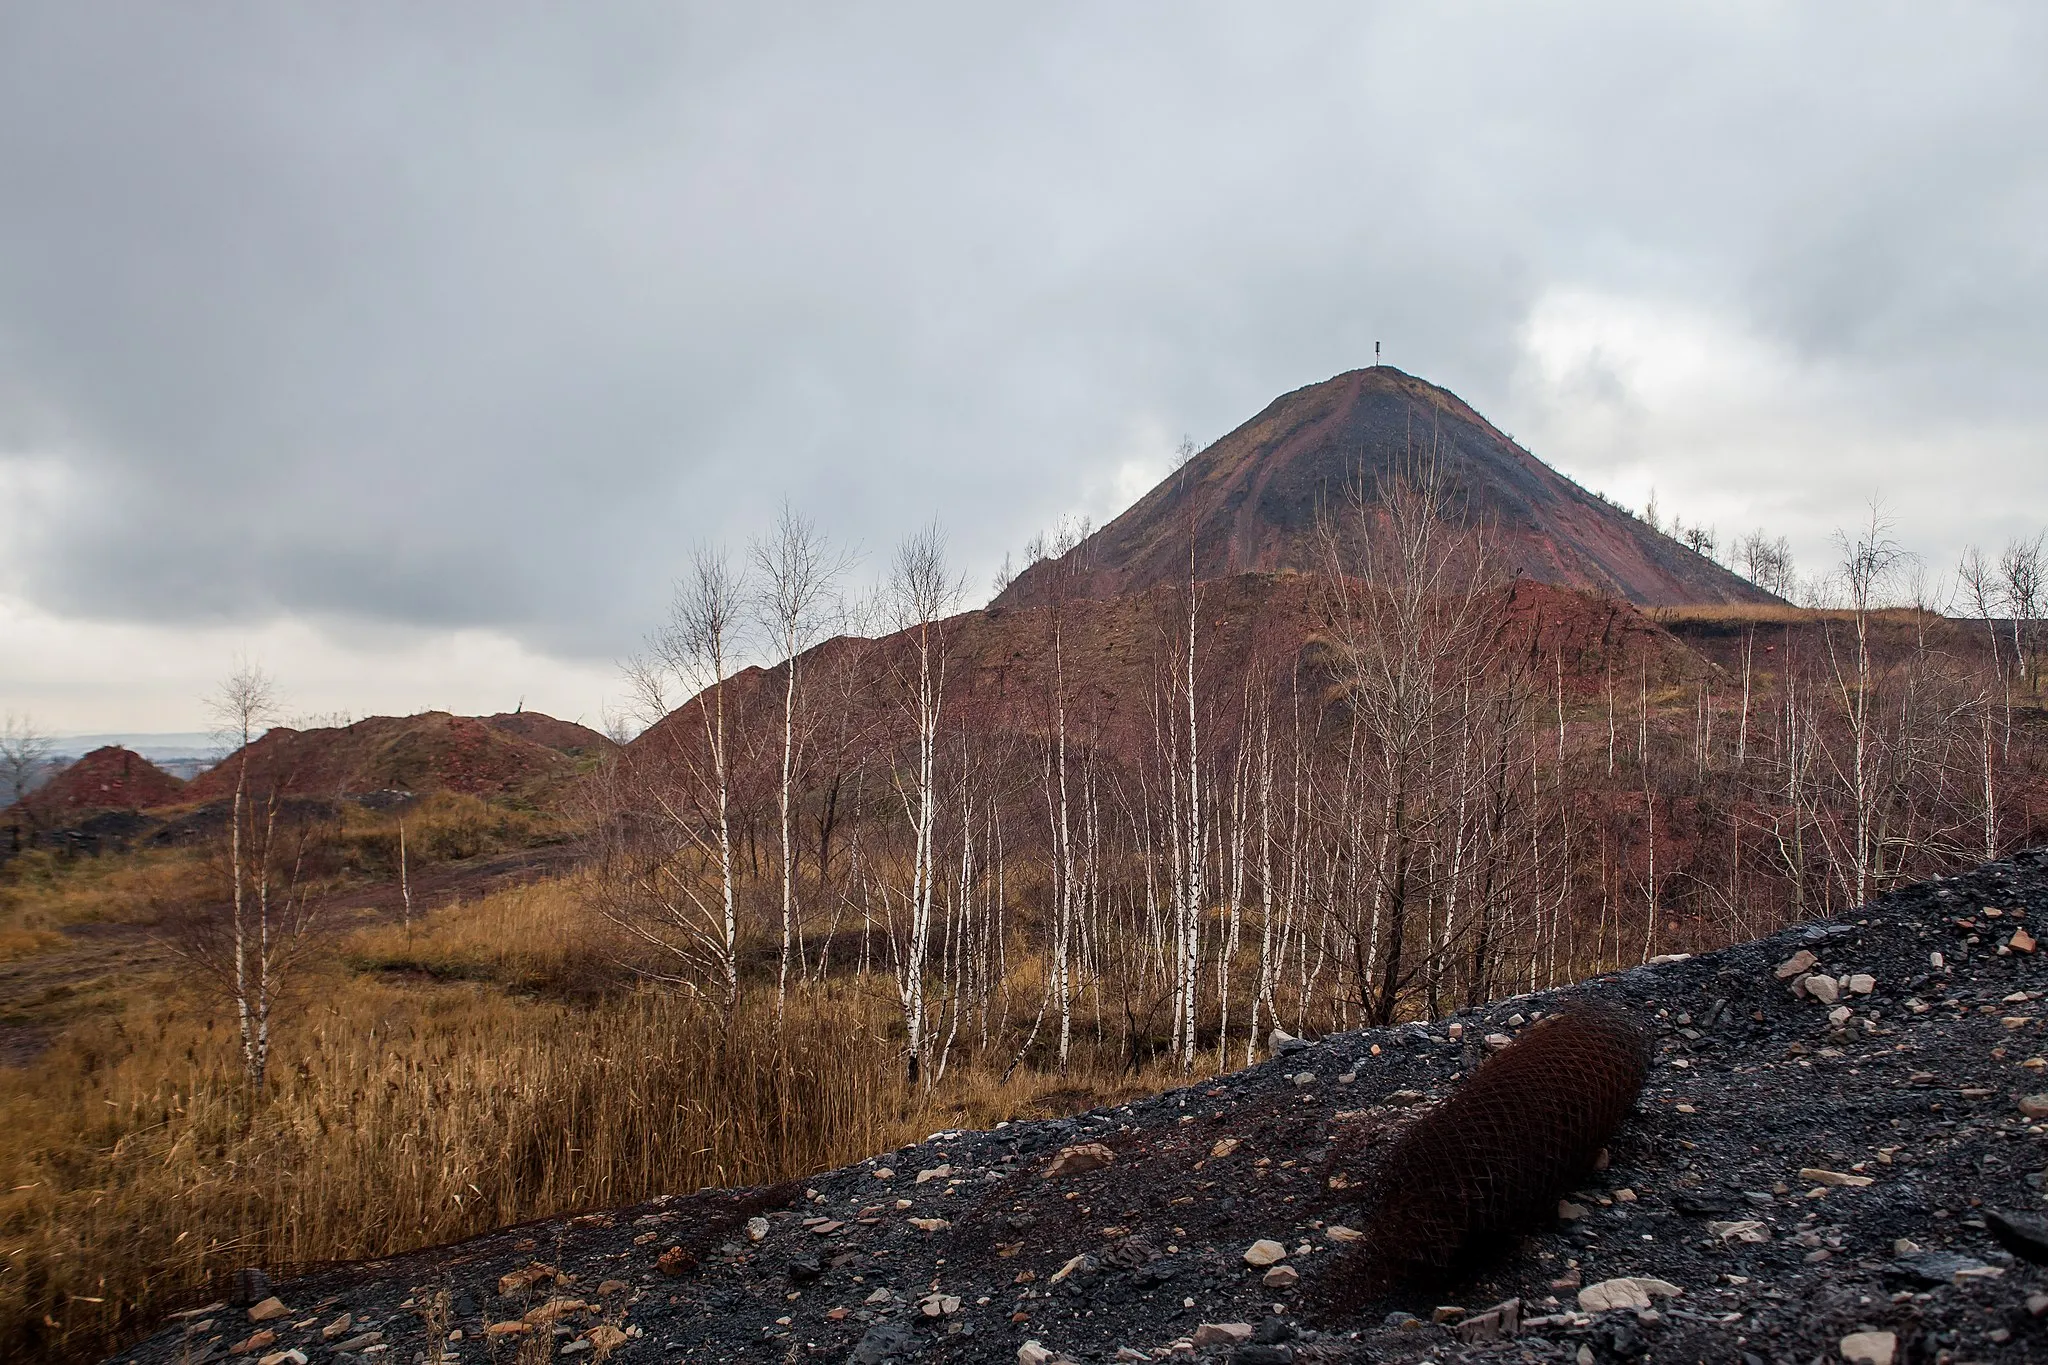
[0,877,1173,1363]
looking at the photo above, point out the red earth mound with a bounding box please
[6,746,185,823]
[630,573,1709,771]
[998,366,1777,611]
[481,711,615,755]
[180,712,578,804]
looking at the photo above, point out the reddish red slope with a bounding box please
[7,746,184,822]
[629,574,1707,770]
[997,367,1777,610]
[181,712,577,803]
[482,712,615,756]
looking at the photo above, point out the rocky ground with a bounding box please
[116,850,2048,1365]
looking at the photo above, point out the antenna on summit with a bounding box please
[1375,341,1381,367]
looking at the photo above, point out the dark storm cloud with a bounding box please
[2,3,2044,661]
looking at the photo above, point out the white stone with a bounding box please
[1324,1225,1363,1243]
[1708,1219,1771,1243]
[1848,974,1876,994]
[1840,1330,1897,1365]
[1191,1322,1253,1347]
[1578,1278,1651,1313]
[1828,1005,1853,1026]
[1804,974,1840,1004]
[1018,1344,1054,1365]
[745,1216,769,1242]
[915,1165,952,1184]
[1263,1264,1300,1288]
[1243,1239,1288,1266]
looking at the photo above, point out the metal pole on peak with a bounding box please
[1375,341,1381,366]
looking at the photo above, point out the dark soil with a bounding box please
[112,849,2048,1365]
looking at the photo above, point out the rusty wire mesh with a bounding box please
[1319,1000,1650,1311]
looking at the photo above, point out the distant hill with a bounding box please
[181,711,582,804]
[5,745,185,824]
[997,366,1777,610]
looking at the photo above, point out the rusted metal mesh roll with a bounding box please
[1318,1000,1650,1311]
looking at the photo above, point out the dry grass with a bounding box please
[333,790,569,874]
[0,847,208,935]
[0,877,1192,1363]
[1645,603,1944,628]
[340,873,615,994]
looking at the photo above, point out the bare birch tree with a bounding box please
[617,548,750,1013]
[166,664,321,1097]
[751,502,853,1014]
[887,523,962,1084]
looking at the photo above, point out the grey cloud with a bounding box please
[1,2,2044,662]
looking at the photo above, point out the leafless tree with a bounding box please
[886,522,963,1083]
[1820,508,1909,906]
[1738,530,1797,600]
[2,713,54,844]
[619,547,750,1013]
[1999,533,2044,686]
[165,664,321,1097]
[751,502,854,1014]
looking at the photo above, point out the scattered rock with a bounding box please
[245,1297,289,1323]
[1848,973,1876,994]
[1888,1250,1997,1286]
[499,1263,557,1296]
[1191,1321,1253,1347]
[2013,927,2038,953]
[1210,1137,1241,1158]
[1043,1143,1114,1178]
[1775,950,1819,979]
[656,1246,697,1276]
[915,1164,952,1183]
[2019,1093,2048,1118]
[1708,1219,1771,1243]
[1798,1167,1873,1187]
[1243,1239,1288,1266]
[1577,1277,1680,1313]
[908,1217,950,1232]
[255,1350,308,1365]
[1455,1297,1521,1344]
[1268,1029,1310,1055]
[1386,1089,1426,1106]
[745,1215,770,1241]
[1804,974,1841,1005]
[849,1320,917,1363]
[485,1321,532,1338]
[320,1312,353,1341]
[1839,1330,1897,1365]
[1987,1208,2048,1264]
[1018,1342,1055,1365]
[1261,1264,1299,1288]
[227,1329,277,1355]
[1323,1225,1363,1243]
[583,1324,628,1351]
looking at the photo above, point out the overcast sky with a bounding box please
[4,3,2045,734]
